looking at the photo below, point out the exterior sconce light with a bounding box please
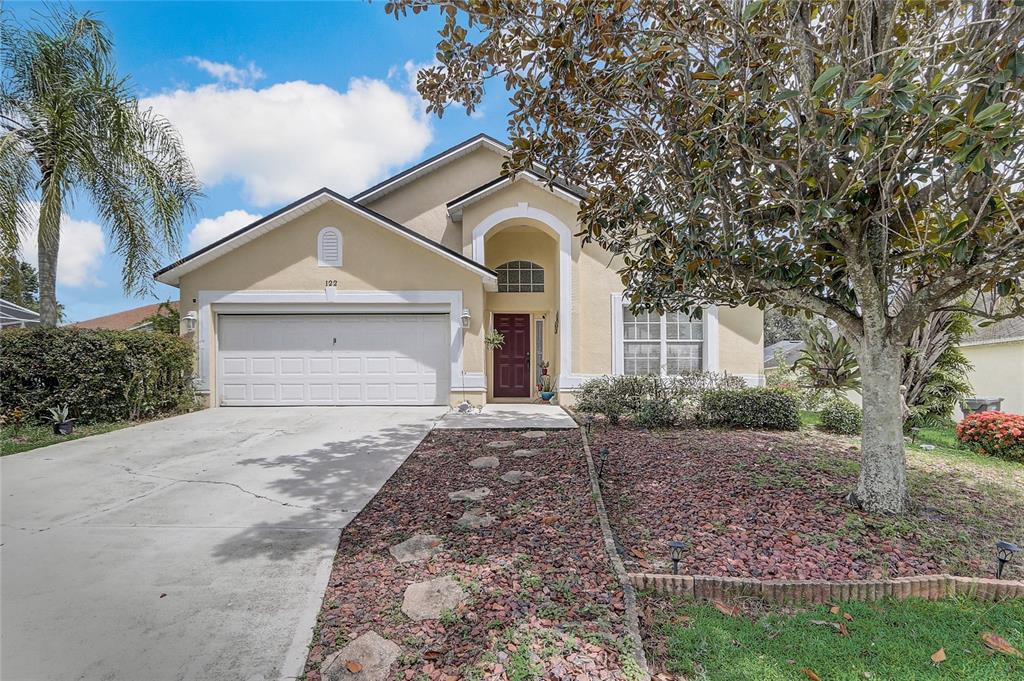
[996,540,1020,579]
[668,540,686,575]
[598,447,609,478]
[460,308,471,329]
[183,311,198,333]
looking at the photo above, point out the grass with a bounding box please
[647,596,1024,680]
[1,421,135,456]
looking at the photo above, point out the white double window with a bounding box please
[612,294,717,376]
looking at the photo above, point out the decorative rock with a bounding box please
[522,430,548,438]
[500,470,535,484]
[456,506,497,529]
[320,631,401,681]
[485,440,517,449]
[388,533,442,563]
[401,575,468,620]
[920,444,936,451]
[512,449,542,458]
[448,487,491,502]
[469,455,500,469]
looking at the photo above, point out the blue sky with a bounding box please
[8,1,511,323]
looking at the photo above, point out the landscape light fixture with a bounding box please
[668,540,687,575]
[996,540,1020,579]
[598,447,609,478]
[584,414,594,438]
[910,427,921,445]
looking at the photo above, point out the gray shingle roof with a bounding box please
[962,316,1024,345]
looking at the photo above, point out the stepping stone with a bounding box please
[388,533,442,563]
[469,455,500,469]
[456,506,497,529]
[448,487,491,502]
[402,575,467,620]
[500,470,535,485]
[512,449,542,458]
[486,440,517,449]
[522,431,548,438]
[320,631,401,681]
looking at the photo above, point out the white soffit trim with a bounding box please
[155,190,497,287]
[448,172,582,221]
[353,135,509,204]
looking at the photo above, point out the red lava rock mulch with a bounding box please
[304,428,634,680]
[595,426,1021,581]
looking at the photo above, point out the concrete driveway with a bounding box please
[1,406,446,681]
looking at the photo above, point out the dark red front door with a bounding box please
[493,313,531,397]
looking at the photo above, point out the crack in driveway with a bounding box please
[105,464,353,515]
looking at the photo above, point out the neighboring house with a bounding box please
[763,340,804,369]
[957,316,1024,416]
[0,298,41,329]
[71,302,178,331]
[154,134,764,408]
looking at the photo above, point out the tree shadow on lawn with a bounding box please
[209,422,431,563]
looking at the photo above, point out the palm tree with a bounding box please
[1,8,200,326]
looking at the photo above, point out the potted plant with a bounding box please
[48,403,75,435]
[540,360,550,376]
[484,329,505,350]
[539,375,555,402]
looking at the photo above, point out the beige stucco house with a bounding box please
[956,317,1024,417]
[155,134,764,408]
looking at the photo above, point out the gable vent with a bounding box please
[317,227,342,267]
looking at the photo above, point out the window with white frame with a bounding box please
[317,227,342,267]
[496,260,544,292]
[622,307,703,375]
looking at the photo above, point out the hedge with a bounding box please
[700,387,801,430]
[820,396,863,435]
[1,327,196,424]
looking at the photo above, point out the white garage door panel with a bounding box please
[217,314,450,406]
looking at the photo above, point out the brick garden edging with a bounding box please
[579,430,651,680]
[630,572,1024,603]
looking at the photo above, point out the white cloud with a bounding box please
[142,78,433,206]
[186,57,264,87]
[187,209,261,252]
[19,203,106,287]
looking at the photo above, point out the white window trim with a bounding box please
[611,293,719,375]
[317,227,342,267]
[194,289,485,398]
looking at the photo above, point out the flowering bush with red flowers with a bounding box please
[956,411,1024,462]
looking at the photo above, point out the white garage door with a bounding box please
[217,314,450,406]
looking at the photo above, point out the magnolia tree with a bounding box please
[389,0,1024,513]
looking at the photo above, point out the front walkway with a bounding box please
[436,403,579,429]
[0,406,445,681]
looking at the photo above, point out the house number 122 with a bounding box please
[325,280,338,287]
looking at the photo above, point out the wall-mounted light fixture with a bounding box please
[183,311,198,333]
[460,308,472,329]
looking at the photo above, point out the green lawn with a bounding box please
[2,421,135,456]
[646,597,1024,680]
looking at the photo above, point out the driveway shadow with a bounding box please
[211,422,429,562]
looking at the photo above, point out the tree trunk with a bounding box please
[855,341,909,514]
[36,183,62,328]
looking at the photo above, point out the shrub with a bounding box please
[0,327,196,424]
[819,397,863,435]
[700,388,801,430]
[956,411,1024,462]
[574,371,747,424]
[633,399,678,429]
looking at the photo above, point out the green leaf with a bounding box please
[974,102,1006,125]
[812,66,843,96]
[742,0,765,23]
[774,89,799,101]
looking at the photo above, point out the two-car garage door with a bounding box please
[217,314,450,405]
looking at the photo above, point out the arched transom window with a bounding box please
[317,227,342,267]
[496,260,544,293]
